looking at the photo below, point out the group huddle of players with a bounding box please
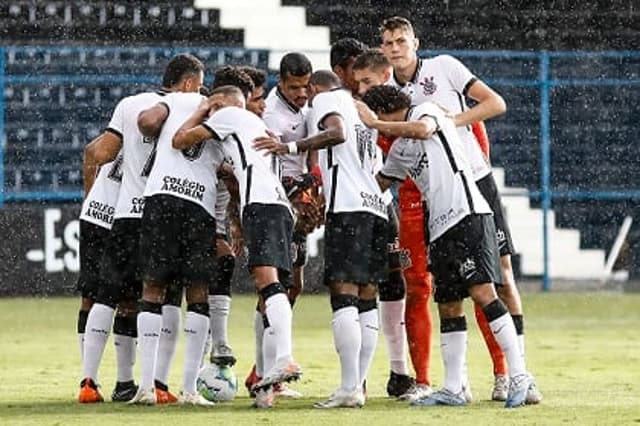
[75,16,543,409]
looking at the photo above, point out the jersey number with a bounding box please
[182,141,206,161]
[141,136,158,177]
[355,124,375,168]
[107,154,124,182]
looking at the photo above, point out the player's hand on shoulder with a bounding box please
[253,132,288,155]
[354,100,378,128]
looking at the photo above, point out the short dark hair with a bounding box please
[211,85,244,98]
[279,52,313,80]
[379,16,415,39]
[330,38,368,69]
[352,48,390,72]
[162,54,205,88]
[309,70,341,89]
[212,66,255,99]
[238,66,267,89]
[361,85,411,114]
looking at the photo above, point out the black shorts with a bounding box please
[476,173,515,257]
[76,220,111,300]
[140,194,217,286]
[96,218,144,306]
[324,211,388,287]
[242,203,293,277]
[429,214,501,304]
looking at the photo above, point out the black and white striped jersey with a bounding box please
[309,89,388,220]
[387,55,491,181]
[143,92,223,218]
[380,102,491,241]
[203,106,292,216]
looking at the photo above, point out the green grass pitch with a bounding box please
[1,292,639,425]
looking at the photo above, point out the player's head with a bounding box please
[278,52,313,109]
[239,66,267,117]
[352,49,392,98]
[361,85,411,121]
[208,85,246,113]
[162,54,205,93]
[379,16,419,72]
[308,70,341,104]
[212,66,255,100]
[330,37,368,94]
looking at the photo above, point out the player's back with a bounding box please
[111,91,167,219]
[310,89,387,220]
[205,106,290,212]
[144,92,222,215]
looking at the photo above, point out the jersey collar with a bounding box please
[392,57,423,87]
[276,86,301,114]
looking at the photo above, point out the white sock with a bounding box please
[380,300,409,375]
[208,295,231,347]
[254,310,265,377]
[332,306,361,392]
[155,305,181,387]
[138,311,162,390]
[202,330,212,369]
[518,334,525,359]
[182,311,210,394]
[113,334,136,383]
[81,303,114,382]
[359,308,379,387]
[490,313,527,378]
[264,293,293,363]
[441,330,467,394]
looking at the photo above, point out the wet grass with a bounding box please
[1,292,639,425]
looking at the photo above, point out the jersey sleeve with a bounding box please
[311,92,342,131]
[379,139,412,182]
[410,102,446,129]
[105,98,127,137]
[437,54,477,96]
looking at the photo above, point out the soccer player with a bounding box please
[249,52,318,399]
[359,85,531,408]
[379,16,541,403]
[76,153,121,361]
[256,70,388,408]
[333,40,416,398]
[173,85,302,409]
[77,54,205,404]
[352,48,433,401]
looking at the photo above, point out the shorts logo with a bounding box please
[496,229,506,243]
[459,257,477,280]
[420,76,437,96]
[399,247,412,270]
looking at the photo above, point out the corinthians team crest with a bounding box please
[459,257,477,279]
[419,76,437,96]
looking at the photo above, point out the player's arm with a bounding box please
[254,114,346,155]
[220,166,243,257]
[375,172,400,193]
[172,98,216,149]
[355,100,437,139]
[138,103,170,137]
[82,130,122,194]
[452,79,506,128]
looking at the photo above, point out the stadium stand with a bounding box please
[1,0,639,276]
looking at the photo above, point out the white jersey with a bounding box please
[203,106,292,216]
[380,102,491,241]
[144,92,223,217]
[309,89,388,220]
[79,155,123,229]
[107,90,167,220]
[387,55,491,181]
[263,87,309,178]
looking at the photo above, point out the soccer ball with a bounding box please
[197,363,238,402]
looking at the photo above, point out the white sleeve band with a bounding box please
[287,142,298,155]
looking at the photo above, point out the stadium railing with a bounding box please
[1,46,639,289]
